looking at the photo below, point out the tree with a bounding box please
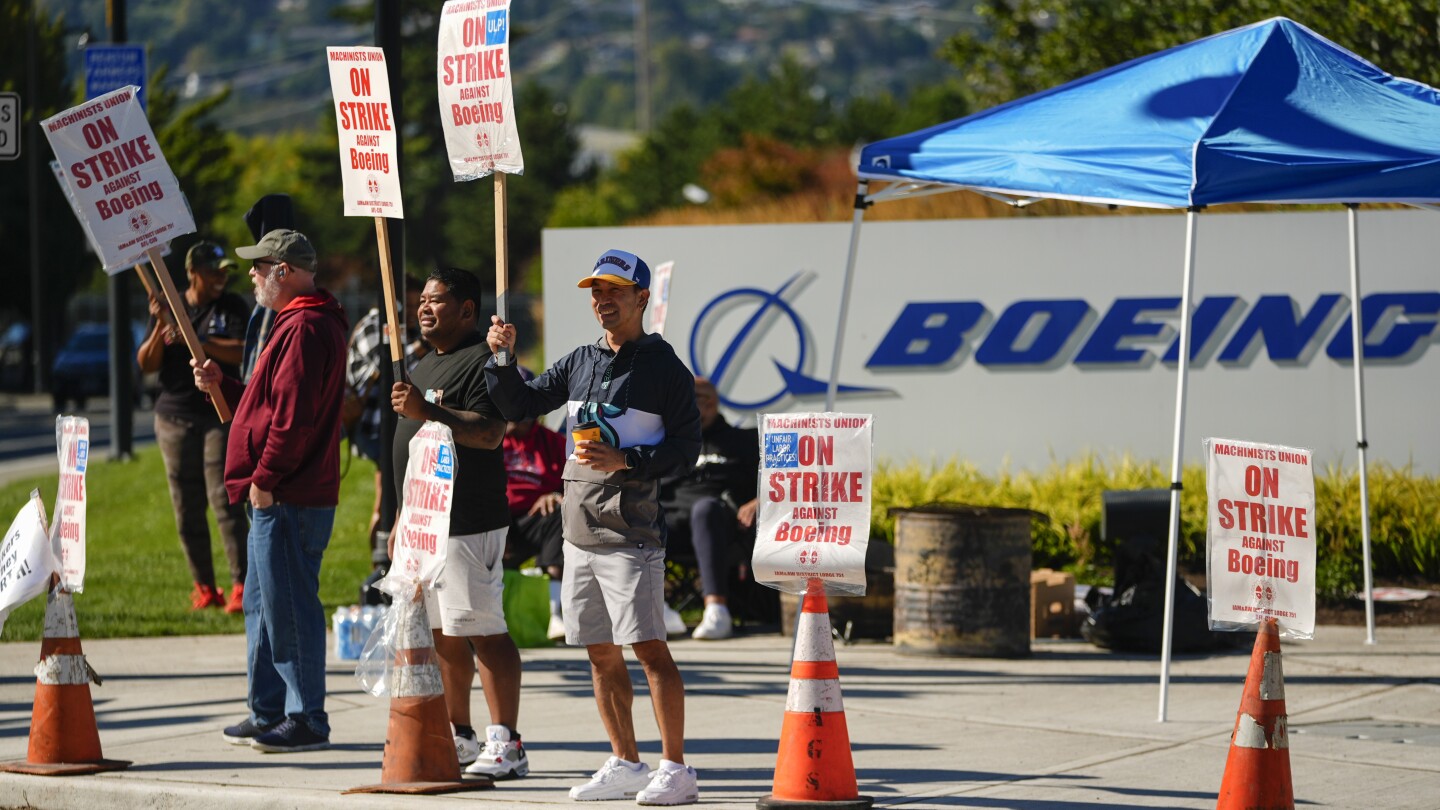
[0,0,92,365]
[149,64,239,257]
[944,0,1440,109]
[548,57,948,226]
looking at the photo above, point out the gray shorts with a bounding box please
[562,543,667,646]
[424,527,510,638]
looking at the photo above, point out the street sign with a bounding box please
[85,45,148,111]
[0,93,18,160]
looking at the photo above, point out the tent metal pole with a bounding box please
[827,181,870,411]
[1158,208,1199,723]
[1346,204,1376,645]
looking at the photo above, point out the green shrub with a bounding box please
[1315,553,1360,605]
[872,456,1440,582]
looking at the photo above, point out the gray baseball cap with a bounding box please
[186,241,225,270]
[235,229,316,272]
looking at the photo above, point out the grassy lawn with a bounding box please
[0,443,377,642]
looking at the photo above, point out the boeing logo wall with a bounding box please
[867,291,1438,369]
[543,211,1440,473]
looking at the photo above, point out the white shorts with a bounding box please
[424,527,510,637]
[562,542,667,646]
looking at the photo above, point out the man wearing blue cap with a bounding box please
[485,249,703,806]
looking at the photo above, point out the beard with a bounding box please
[253,273,281,309]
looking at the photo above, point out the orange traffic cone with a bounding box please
[758,578,872,810]
[1216,618,1293,810]
[0,589,129,776]
[345,593,492,795]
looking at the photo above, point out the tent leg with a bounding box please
[826,180,870,412]
[1346,204,1376,645]
[1158,208,1199,723]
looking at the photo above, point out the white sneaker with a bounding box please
[547,613,567,642]
[454,732,480,766]
[466,725,529,779]
[663,605,686,637]
[636,761,699,806]
[570,756,652,801]
[691,603,733,640]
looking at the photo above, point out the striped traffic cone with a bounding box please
[345,593,492,795]
[0,589,129,776]
[758,577,872,810]
[1215,618,1294,810]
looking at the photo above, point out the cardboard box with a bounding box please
[1031,568,1076,638]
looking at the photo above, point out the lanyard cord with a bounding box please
[585,340,636,413]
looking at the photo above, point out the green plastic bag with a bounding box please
[502,569,552,648]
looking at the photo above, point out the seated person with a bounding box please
[659,376,758,640]
[500,368,568,641]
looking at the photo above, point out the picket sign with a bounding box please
[752,413,873,597]
[0,492,54,637]
[43,87,230,421]
[649,261,674,336]
[42,86,193,273]
[1205,437,1317,639]
[325,46,407,382]
[436,0,524,363]
[52,417,90,593]
[377,422,457,601]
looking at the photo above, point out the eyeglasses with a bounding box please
[252,259,283,276]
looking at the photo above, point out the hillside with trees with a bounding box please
[6,0,1439,346]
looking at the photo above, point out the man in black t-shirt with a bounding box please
[390,268,528,780]
[137,241,251,612]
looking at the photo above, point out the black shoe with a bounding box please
[250,717,331,753]
[222,717,279,746]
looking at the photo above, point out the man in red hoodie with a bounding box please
[192,229,348,754]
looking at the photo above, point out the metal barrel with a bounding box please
[892,505,1035,657]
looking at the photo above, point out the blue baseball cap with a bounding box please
[578,249,650,290]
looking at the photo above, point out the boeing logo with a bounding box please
[868,292,1439,368]
[690,281,1439,410]
[688,273,887,411]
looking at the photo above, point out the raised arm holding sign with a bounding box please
[326,47,407,381]
[41,86,230,421]
[437,0,524,364]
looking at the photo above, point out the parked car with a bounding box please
[51,322,148,412]
[0,322,32,392]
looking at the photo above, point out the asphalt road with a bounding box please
[0,394,154,482]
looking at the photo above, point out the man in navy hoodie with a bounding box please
[192,229,347,754]
[485,249,703,806]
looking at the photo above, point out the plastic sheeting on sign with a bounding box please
[52,416,90,593]
[376,422,455,601]
[752,413,873,597]
[1205,438,1317,639]
[0,491,55,637]
[436,0,524,181]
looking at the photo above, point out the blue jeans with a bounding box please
[245,502,334,736]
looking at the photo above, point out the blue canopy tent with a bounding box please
[832,17,1440,720]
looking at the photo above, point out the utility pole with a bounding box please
[635,0,651,133]
[105,0,134,459]
[26,0,47,394]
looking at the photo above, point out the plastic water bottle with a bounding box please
[333,607,351,659]
[335,606,366,660]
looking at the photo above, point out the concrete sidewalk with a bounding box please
[1,626,1437,809]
